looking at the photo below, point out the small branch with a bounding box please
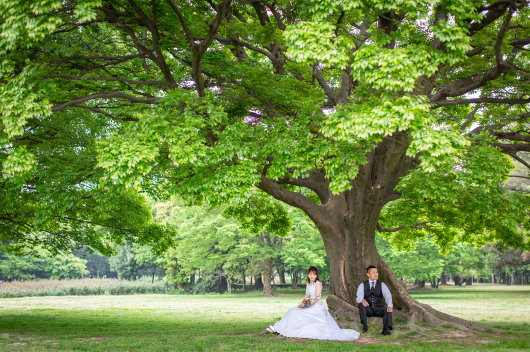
[261,0,286,30]
[506,152,530,170]
[433,97,530,108]
[315,73,338,105]
[48,74,171,87]
[51,92,161,112]
[494,5,514,66]
[460,105,480,131]
[166,0,194,45]
[504,175,530,179]
[377,221,442,233]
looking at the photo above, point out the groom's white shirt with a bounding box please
[355,280,393,308]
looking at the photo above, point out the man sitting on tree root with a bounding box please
[356,265,393,335]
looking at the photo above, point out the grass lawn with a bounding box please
[0,284,529,351]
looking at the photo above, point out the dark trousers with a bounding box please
[358,303,393,331]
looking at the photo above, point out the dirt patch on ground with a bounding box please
[6,342,28,349]
[77,336,112,343]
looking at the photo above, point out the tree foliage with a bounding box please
[1,0,530,314]
[0,247,88,280]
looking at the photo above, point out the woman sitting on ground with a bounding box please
[265,266,360,341]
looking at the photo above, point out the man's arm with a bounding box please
[381,282,393,312]
[355,283,364,304]
[356,283,369,307]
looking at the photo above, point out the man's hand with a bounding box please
[362,300,369,307]
[387,307,393,313]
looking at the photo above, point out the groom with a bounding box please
[356,265,393,335]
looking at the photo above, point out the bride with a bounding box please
[265,266,360,341]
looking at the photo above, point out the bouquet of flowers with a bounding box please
[299,298,314,308]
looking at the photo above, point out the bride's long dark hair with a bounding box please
[306,266,320,283]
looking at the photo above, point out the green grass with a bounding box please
[0,284,528,351]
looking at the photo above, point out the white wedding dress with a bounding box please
[267,281,360,341]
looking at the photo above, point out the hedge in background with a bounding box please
[0,278,168,298]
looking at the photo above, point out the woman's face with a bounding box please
[308,271,317,282]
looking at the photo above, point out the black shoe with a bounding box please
[362,327,368,333]
[381,330,392,336]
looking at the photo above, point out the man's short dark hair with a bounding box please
[366,265,377,273]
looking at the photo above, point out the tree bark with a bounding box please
[254,275,263,291]
[291,267,298,289]
[441,272,448,285]
[260,133,485,330]
[278,266,285,284]
[262,257,273,296]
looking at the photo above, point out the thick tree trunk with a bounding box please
[262,257,273,296]
[254,275,263,291]
[417,280,426,288]
[441,272,448,285]
[260,133,486,331]
[278,267,285,284]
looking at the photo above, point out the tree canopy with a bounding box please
[1,0,530,325]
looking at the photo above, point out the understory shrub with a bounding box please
[191,273,227,294]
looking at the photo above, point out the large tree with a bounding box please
[2,0,530,328]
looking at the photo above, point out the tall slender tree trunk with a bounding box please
[291,267,298,289]
[441,273,448,285]
[263,257,273,296]
[189,271,195,286]
[278,266,285,284]
[255,275,263,291]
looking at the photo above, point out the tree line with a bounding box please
[2,198,528,292]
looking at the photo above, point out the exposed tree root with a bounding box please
[326,294,492,333]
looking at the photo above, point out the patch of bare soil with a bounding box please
[76,336,112,343]
[6,342,28,349]
[0,333,9,339]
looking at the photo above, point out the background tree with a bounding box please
[0,248,88,280]
[2,0,530,329]
[133,244,165,283]
[109,245,142,280]
[75,247,117,278]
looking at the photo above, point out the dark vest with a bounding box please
[363,280,384,307]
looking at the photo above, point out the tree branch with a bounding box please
[460,105,480,131]
[257,175,321,217]
[433,97,530,108]
[48,74,171,87]
[51,92,161,112]
[376,220,441,233]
